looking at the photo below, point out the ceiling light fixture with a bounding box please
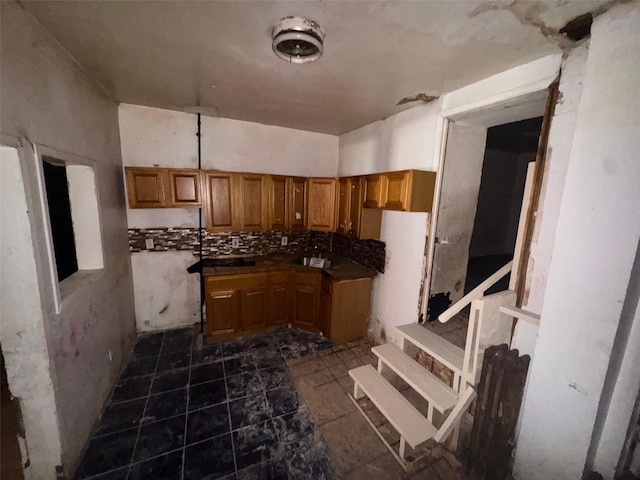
[272,16,325,64]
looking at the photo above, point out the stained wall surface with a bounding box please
[515,4,640,478]
[1,2,136,476]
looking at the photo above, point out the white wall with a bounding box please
[338,102,440,342]
[515,4,640,479]
[119,104,339,331]
[0,146,62,479]
[0,2,136,476]
[338,103,440,176]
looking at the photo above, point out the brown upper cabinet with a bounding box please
[307,178,337,232]
[336,177,350,235]
[125,167,168,208]
[364,170,437,212]
[125,167,203,208]
[268,175,289,230]
[336,177,382,240]
[167,169,202,207]
[289,177,307,230]
[204,171,236,232]
[381,170,437,212]
[235,173,269,231]
[363,174,384,208]
[267,176,307,230]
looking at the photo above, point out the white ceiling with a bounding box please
[24,1,606,135]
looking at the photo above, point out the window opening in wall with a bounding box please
[42,157,78,281]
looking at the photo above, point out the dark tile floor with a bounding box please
[75,327,339,480]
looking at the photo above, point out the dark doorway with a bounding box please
[465,117,543,295]
[42,157,78,282]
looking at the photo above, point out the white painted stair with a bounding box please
[372,343,458,415]
[349,364,437,459]
[348,322,477,468]
[396,323,465,389]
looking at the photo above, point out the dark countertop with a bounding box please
[201,252,377,281]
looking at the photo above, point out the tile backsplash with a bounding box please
[128,228,385,273]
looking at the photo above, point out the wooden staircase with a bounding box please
[348,260,542,470]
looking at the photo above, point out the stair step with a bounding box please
[396,323,465,375]
[349,364,437,448]
[372,343,458,412]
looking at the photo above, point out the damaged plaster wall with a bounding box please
[338,102,440,345]
[512,41,590,356]
[119,104,339,332]
[515,3,640,479]
[0,2,136,476]
[0,145,62,479]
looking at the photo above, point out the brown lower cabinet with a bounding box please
[290,270,321,332]
[205,269,372,344]
[319,275,373,345]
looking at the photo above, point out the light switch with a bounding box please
[231,237,240,248]
[281,236,288,246]
[145,238,155,249]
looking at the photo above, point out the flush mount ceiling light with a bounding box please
[272,16,325,64]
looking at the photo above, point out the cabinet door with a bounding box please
[348,177,363,237]
[125,167,168,208]
[237,173,268,230]
[382,171,410,211]
[291,271,320,331]
[307,178,337,232]
[289,177,307,230]
[336,177,350,235]
[241,287,269,331]
[291,285,319,331]
[363,174,383,209]
[168,169,202,207]
[268,175,289,230]
[206,287,241,336]
[270,283,290,326]
[204,172,235,231]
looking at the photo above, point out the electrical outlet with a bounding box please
[281,236,288,246]
[145,238,155,249]
[231,237,240,248]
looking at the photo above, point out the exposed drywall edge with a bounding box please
[514,3,640,478]
[441,54,562,118]
[1,143,63,479]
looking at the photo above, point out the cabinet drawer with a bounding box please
[291,270,321,287]
[269,270,290,285]
[206,273,269,291]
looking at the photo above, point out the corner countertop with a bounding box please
[201,252,377,281]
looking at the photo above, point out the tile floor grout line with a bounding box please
[180,333,194,480]
[222,350,239,477]
[125,331,165,480]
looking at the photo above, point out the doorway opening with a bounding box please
[1,348,24,480]
[465,117,542,296]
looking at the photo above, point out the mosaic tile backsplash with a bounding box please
[128,228,386,273]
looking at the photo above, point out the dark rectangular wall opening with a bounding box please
[42,157,78,281]
[465,117,543,294]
